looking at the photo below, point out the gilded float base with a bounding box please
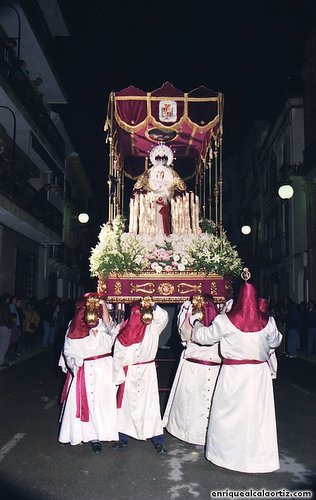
[97,272,233,304]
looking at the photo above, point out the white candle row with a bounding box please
[171,192,200,235]
[129,191,200,236]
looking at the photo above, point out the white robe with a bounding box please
[113,305,169,440]
[192,314,282,473]
[163,341,221,445]
[58,319,118,445]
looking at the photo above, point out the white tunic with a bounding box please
[113,305,169,440]
[163,341,221,445]
[192,314,282,473]
[58,319,118,445]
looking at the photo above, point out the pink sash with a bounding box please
[60,352,111,422]
[186,357,221,366]
[223,358,266,365]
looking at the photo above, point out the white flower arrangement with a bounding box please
[90,215,242,277]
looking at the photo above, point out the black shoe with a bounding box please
[0,362,11,368]
[91,441,102,453]
[155,443,167,454]
[112,439,128,449]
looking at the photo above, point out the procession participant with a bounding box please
[258,297,278,379]
[190,269,282,473]
[163,294,222,445]
[112,298,169,453]
[58,295,118,453]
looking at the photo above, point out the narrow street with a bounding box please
[0,346,315,500]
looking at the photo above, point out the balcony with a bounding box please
[0,157,62,236]
[0,37,65,161]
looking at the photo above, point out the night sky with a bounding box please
[52,0,316,218]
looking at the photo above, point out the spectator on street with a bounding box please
[306,300,316,357]
[30,76,44,99]
[0,293,13,367]
[8,296,23,357]
[281,298,301,358]
[23,302,41,348]
[41,297,55,348]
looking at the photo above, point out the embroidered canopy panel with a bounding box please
[105,81,223,179]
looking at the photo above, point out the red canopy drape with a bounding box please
[105,82,223,179]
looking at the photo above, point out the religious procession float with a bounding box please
[88,82,242,315]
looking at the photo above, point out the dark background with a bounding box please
[53,0,316,219]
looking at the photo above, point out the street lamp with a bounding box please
[278,162,305,200]
[278,184,294,200]
[241,225,251,235]
[78,213,89,224]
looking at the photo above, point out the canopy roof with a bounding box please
[105,82,223,178]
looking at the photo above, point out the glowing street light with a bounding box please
[241,225,251,235]
[78,212,89,224]
[278,184,294,200]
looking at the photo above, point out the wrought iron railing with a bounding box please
[0,37,65,161]
[0,157,63,235]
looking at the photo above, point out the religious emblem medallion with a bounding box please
[159,100,177,123]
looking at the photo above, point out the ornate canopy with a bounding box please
[105,82,224,229]
[105,81,223,176]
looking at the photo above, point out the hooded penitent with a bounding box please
[227,282,269,332]
[117,302,147,346]
[67,299,90,339]
[202,294,220,326]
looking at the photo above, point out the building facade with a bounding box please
[238,98,308,304]
[236,25,316,305]
[0,1,93,300]
[302,27,316,302]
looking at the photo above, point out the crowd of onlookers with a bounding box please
[0,293,75,368]
[269,297,316,358]
[1,293,316,368]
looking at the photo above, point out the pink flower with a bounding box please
[165,265,173,272]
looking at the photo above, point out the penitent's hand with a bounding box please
[100,300,111,324]
[189,313,202,327]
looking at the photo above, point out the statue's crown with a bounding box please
[149,143,174,166]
